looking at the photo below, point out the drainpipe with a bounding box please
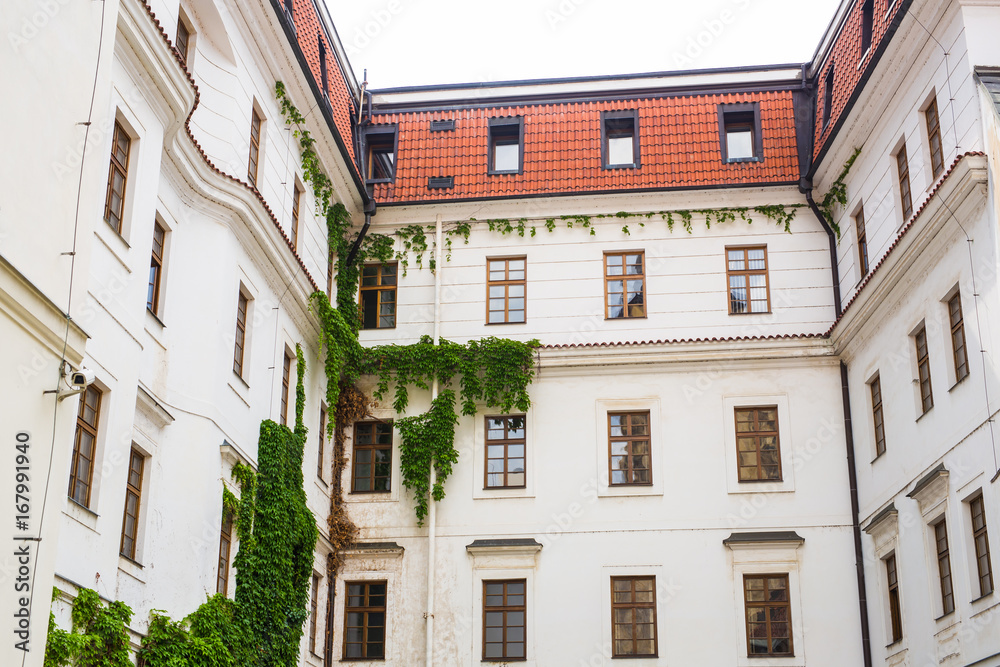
[344,200,377,268]
[804,186,843,318]
[425,213,443,667]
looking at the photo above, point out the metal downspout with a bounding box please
[425,213,443,666]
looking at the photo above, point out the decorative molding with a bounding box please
[907,463,949,516]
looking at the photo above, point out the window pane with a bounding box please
[608,135,634,165]
[727,129,753,159]
[493,142,519,171]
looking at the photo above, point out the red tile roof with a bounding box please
[371,91,801,203]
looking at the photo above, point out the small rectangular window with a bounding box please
[823,67,835,128]
[280,350,293,426]
[69,385,102,507]
[970,494,994,597]
[352,422,392,493]
[119,448,145,560]
[343,581,387,660]
[483,579,526,661]
[233,290,249,377]
[176,14,191,65]
[604,252,645,319]
[608,411,651,486]
[310,574,321,654]
[105,120,131,234]
[735,406,781,482]
[743,574,792,656]
[934,519,955,615]
[915,325,933,414]
[885,554,903,643]
[861,0,874,55]
[727,246,770,314]
[871,374,886,457]
[949,292,969,382]
[601,110,639,169]
[318,38,329,98]
[248,107,262,187]
[926,97,944,179]
[611,576,657,657]
[364,128,397,183]
[485,415,526,489]
[488,117,523,174]
[217,510,233,595]
[148,222,166,315]
[318,406,327,480]
[719,103,762,162]
[487,257,526,324]
[290,183,302,250]
[897,143,912,221]
[856,204,869,277]
[359,263,397,329]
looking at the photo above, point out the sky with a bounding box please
[324,0,843,90]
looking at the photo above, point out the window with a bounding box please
[897,143,912,221]
[176,14,191,64]
[743,574,792,656]
[611,576,657,657]
[248,107,262,186]
[483,579,526,661]
[970,494,994,597]
[601,110,639,168]
[727,246,770,314]
[488,117,523,174]
[119,448,145,560]
[926,97,944,179]
[719,103,762,162]
[233,290,249,377]
[217,510,233,595]
[290,182,302,250]
[147,222,166,315]
[359,263,397,329]
[735,406,782,482]
[104,120,131,234]
[343,581,386,660]
[318,406,327,480]
[915,325,933,414]
[608,411,651,486]
[885,554,903,643]
[604,252,645,319]
[364,128,396,182]
[69,385,102,507]
[949,292,969,382]
[318,38,329,98]
[871,374,886,457]
[860,0,874,55]
[310,574,320,654]
[822,67,834,127]
[352,422,392,493]
[487,257,526,324]
[934,519,955,615]
[856,204,869,277]
[485,415,526,488]
[280,350,293,426]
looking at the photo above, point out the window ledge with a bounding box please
[934,610,957,624]
[118,555,146,583]
[726,156,762,164]
[487,169,522,176]
[603,163,638,170]
[64,498,100,532]
[485,321,527,326]
[915,406,933,423]
[604,315,648,321]
[971,595,999,619]
[948,375,970,392]
[365,177,394,185]
[231,371,249,390]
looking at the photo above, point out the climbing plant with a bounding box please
[44,588,133,667]
[817,147,863,236]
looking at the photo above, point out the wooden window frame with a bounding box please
[897,143,913,221]
[915,325,934,414]
[104,119,131,234]
[291,182,302,250]
[119,447,145,560]
[175,13,191,64]
[363,127,397,183]
[485,415,526,489]
[871,374,886,458]
[610,575,657,658]
[856,204,869,277]
[487,117,524,175]
[343,580,387,660]
[280,349,293,426]
[726,246,771,314]
[359,262,397,330]
[351,421,392,494]
[233,290,249,378]
[735,406,783,482]
[743,574,793,656]
[318,406,327,481]
[718,102,763,162]
[601,110,640,169]
[885,554,903,643]
[949,292,969,383]
[926,96,944,179]
[486,256,526,325]
[970,494,994,598]
[604,251,646,320]
[148,221,166,315]
[934,518,955,615]
[248,107,262,187]
[69,385,102,507]
[217,509,233,595]
[608,411,652,486]
[310,573,321,655]
[482,579,526,661]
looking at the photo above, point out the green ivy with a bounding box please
[44,588,133,667]
[140,596,253,667]
[817,147,863,236]
[396,390,460,523]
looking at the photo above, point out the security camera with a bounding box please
[69,369,96,389]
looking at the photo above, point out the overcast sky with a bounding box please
[324,0,843,89]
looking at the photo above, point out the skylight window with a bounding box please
[602,110,639,169]
[364,127,396,183]
[718,103,762,163]
[488,117,523,174]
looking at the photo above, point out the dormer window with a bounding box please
[363,127,397,183]
[861,0,874,55]
[822,67,834,127]
[488,117,523,174]
[718,103,762,163]
[601,110,639,169]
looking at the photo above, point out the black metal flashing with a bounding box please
[427,176,454,189]
[348,541,403,551]
[722,531,804,545]
[866,503,898,530]
[467,538,542,550]
[907,463,948,498]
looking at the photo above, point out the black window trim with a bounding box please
[487,116,524,175]
[600,109,640,170]
[718,102,763,163]
[362,125,398,184]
